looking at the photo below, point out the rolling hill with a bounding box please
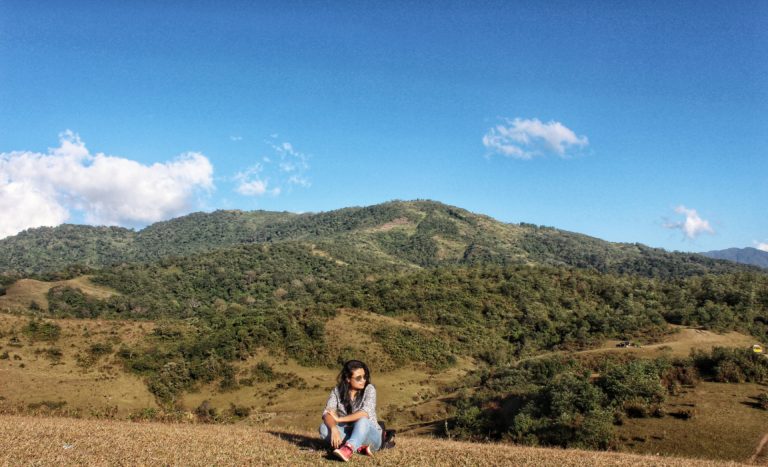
[0,200,754,278]
[702,247,768,269]
[1,199,767,463]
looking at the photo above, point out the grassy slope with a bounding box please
[0,276,118,312]
[1,276,766,463]
[2,308,765,463]
[0,313,157,416]
[615,381,768,463]
[0,414,746,467]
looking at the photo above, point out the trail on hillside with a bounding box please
[748,432,768,465]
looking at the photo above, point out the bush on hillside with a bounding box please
[757,392,768,410]
[691,347,768,383]
[22,319,61,342]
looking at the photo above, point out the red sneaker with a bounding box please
[357,445,373,457]
[333,442,354,462]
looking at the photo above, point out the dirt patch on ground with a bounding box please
[367,217,414,233]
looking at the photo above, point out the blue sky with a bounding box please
[1,1,766,252]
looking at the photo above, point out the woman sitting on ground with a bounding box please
[319,359,382,461]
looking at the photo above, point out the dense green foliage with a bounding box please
[0,200,754,278]
[690,346,768,383]
[0,225,135,275]
[34,237,767,405]
[448,348,768,448]
[373,326,457,370]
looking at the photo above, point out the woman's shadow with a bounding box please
[266,430,336,460]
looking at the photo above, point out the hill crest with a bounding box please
[0,199,754,278]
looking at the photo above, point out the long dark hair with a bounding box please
[336,360,371,414]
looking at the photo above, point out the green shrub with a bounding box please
[22,319,61,342]
[251,361,276,382]
[757,392,768,410]
[195,400,218,423]
[692,347,768,383]
[27,400,67,411]
[228,403,251,419]
[89,342,114,356]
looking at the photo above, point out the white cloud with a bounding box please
[0,131,214,239]
[664,205,715,240]
[288,175,311,188]
[234,165,280,197]
[0,181,69,239]
[755,242,768,252]
[235,138,311,197]
[230,136,243,141]
[482,117,589,159]
[236,179,268,196]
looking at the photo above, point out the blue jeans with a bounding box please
[319,417,382,452]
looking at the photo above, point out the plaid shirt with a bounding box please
[323,384,382,433]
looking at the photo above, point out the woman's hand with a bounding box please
[330,426,342,449]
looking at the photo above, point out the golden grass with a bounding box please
[0,276,118,312]
[0,414,746,466]
[615,382,768,463]
[591,327,758,359]
[0,313,157,416]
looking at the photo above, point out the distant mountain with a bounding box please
[0,200,757,278]
[701,247,768,269]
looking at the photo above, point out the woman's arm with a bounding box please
[323,411,343,449]
[323,411,339,428]
[333,410,369,423]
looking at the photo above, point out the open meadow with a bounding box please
[0,414,751,466]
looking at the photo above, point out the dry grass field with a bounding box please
[615,382,768,463]
[0,414,749,466]
[0,313,157,416]
[591,327,758,358]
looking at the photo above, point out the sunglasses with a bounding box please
[351,375,367,382]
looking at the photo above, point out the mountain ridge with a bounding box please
[0,199,756,278]
[701,247,768,269]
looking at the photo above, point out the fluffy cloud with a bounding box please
[756,242,768,252]
[0,181,69,239]
[234,165,281,197]
[664,205,715,239]
[0,131,214,239]
[482,117,589,159]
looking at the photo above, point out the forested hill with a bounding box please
[0,200,753,278]
[702,247,768,269]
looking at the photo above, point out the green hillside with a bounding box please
[1,200,767,460]
[0,200,752,278]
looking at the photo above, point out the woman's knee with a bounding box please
[353,417,372,429]
[318,423,329,438]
